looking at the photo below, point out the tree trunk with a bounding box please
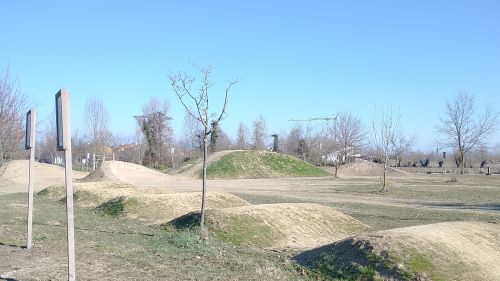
[200,135,208,230]
[460,151,465,174]
[334,165,339,178]
[381,162,388,192]
[0,144,4,169]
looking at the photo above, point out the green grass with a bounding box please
[0,193,305,280]
[96,196,127,216]
[408,253,433,273]
[205,151,330,179]
[169,211,284,247]
[294,239,404,281]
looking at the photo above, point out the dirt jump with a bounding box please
[175,150,235,178]
[295,221,500,280]
[80,160,173,188]
[206,203,369,249]
[0,160,87,194]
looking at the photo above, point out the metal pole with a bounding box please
[27,110,36,250]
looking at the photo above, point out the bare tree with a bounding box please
[84,97,111,154]
[214,126,232,151]
[331,112,366,164]
[169,65,237,231]
[286,123,308,160]
[38,109,58,163]
[183,112,203,153]
[436,92,499,174]
[392,133,416,167]
[236,122,249,149]
[209,121,218,153]
[0,67,27,168]
[252,115,267,150]
[285,122,321,163]
[134,97,173,168]
[372,106,413,192]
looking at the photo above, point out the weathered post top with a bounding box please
[55,89,71,151]
[25,109,35,150]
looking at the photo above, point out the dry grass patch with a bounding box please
[38,182,250,223]
[0,160,87,193]
[79,160,171,187]
[172,203,369,249]
[295,221,500,280]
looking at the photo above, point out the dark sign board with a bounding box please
[25,110,34,150]
[55,90,67,151]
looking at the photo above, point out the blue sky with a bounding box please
[2,1,499,151]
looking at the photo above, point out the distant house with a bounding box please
[54,155,63,165]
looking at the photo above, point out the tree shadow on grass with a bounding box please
[293,237,407,280]
[74,226,155,237]
[0,277,19,281]
[0,242,25,249]
[424,202,500,212]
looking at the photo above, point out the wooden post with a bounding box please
[56,89,76,281]
[92,153,96,170]
[25,109,36,250]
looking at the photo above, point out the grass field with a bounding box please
[1,157,500,280]
[204,151,330,179]
[0,193,304,280]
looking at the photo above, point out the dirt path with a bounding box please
[167,176,500,216]
[0,160,87,195]
[2,159,499,217]
[176,150,237,179]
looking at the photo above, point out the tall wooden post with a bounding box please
[25,109,36,250]
[56,89,76,281]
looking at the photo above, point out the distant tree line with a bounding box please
[2,63,499,185]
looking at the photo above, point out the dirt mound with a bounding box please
[203,203,369,249]
[335,159,408,177]
[295,221,500,280]
[206,151,330,179]
[176,150,235,178]
[38,182,249,223]
[80,161,171,187]
[0,160,87,194]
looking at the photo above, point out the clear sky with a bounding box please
[2,1,499,151]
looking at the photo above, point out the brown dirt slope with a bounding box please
[336,159,409,177]
[80,160,171,187]
[0,160,87,194]
[176,150,237,178]
[39,181,250,223]
[209,203,369,249]
[296,221,500,280]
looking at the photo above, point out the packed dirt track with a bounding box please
[1,152,500,280]
[0,160,87,194]
[295,221,500,280]
[207,203,369,249]
[80,160,173,187]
